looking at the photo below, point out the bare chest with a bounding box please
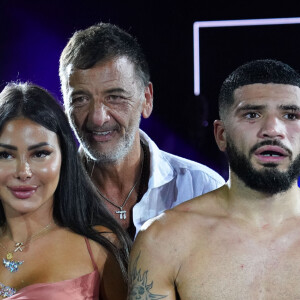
[176,229,300,300]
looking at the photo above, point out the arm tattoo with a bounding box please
[128,252,167,299]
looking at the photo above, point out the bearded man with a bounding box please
[129,59,300,299]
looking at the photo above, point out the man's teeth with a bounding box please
[93,131,111,135]
[262,153,280,157]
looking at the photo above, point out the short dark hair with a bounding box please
[59,22,150,97]
[218,59,300,120]
[0,82,131,279]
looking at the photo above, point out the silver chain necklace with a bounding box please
[98,179,139,220]
[90,150,144,220]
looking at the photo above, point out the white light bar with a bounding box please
[193,17,300,96]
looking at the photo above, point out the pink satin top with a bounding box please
[8,238,100,299]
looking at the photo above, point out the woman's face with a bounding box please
[0,118,61,217]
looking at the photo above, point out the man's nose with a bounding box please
[89,101,111,127]
[258,115,285,139]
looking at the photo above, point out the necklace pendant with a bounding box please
[14,242,24,252]
[115,210,126,220]
[6,252,13,260]
[0,282,17,298]
[3,258,24,273]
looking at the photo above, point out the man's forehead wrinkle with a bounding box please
[73,66,135,85]
[69,72,120,91]
[69,77,136,102]
[67,58,141,103]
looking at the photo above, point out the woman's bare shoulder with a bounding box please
[91,226,127,300]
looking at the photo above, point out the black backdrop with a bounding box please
[1,0,299,180]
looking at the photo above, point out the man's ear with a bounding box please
[214,120,227,152]
[141,82,153,119]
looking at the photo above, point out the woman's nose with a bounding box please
[14,160,32,181]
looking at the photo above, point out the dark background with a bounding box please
[1,0,299,180]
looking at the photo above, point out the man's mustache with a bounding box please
[249,140,292,157]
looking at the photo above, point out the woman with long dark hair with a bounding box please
[0,82,131,299]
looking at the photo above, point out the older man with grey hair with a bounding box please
[59,23,224,239]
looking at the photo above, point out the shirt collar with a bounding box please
[139,129,175,189]
[78,129,176,189]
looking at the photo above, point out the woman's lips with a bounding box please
[9,186,38,199]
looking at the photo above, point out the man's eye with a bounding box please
[283,113,298,120]
[245,112,260,119]
[71,96,89,106]
[0,151,13,159]
[107,95,124,102]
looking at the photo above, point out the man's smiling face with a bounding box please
[66,57,147,164]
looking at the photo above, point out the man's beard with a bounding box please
[81,129,136,164]
[81,134,135,164]
[76,116,141,165]
[226,137,300,194]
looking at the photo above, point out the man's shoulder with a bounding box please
[160,149,225,184]
[131,186,229,288]
[133,209,190,261]
[140,129,224,187]
[138,187,224,242]
[160,149,217,171]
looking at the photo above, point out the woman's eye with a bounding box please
[34,150,51,158]
[0,151,13,159]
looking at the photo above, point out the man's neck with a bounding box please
[83,139,149,237]
[88,144,142,193]
[95,161,139,190]
[222,174,300,228]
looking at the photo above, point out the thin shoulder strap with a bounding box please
[84,237,98,270]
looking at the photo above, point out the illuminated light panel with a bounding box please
[193,17,300,96]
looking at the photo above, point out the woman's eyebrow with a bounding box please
[28,142,50,151]
[0,143,17,150]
